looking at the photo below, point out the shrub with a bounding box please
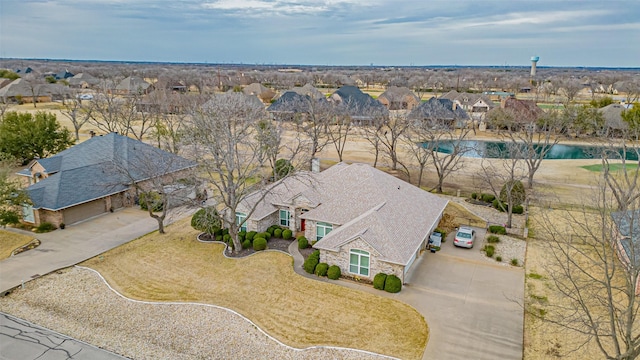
[259,232,271,240]
[190,207,221,234]
[282,229,293,240]
[487,235,500,243]
[222,228,229,235]
[315,263,329,277]
[238,233,245,242]
[273,229,283,238]
[139,191,163,212]
[215,235,223,242]
[266,228,274,237]
[481,193,495,203]
[214,228,223,236]
[246,231,257,241]
[298,237,309,249]
[484,244,495,257]
[373,273,387,290]
[489,225,507,235]
[496,256,502,262]
[309,249,320,260]
[384,275,402,293]
[274,158,294,179]
[253,237,267,251]
[512,204,524,214]
[511,258,519,266]
[242,239,251,249]
[327,265,341,280]
[500,180,525,207]
[223,234,231,243]
[471,192,477,199]
[492,199,505,212]
[303,256,319,274]
[35,222,56,233]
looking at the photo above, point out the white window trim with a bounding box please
[316,221,333,240]
[349,249,370,277]
[279,209,290,227]
[236,212,247,232]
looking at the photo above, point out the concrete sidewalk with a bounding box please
[0,206,195,294]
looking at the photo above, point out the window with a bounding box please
[279,209,290,227]
[316,222,332,240]
[349,249,370,276]
[236,212,247,232]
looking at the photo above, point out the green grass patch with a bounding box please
[527,272,545,280]
[581,163,638,172]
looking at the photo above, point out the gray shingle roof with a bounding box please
[599,104,629,130]
[612,210,640,268]
[330,86,388,118]
[242,162,448,266]
[24,133,195,211]
[409,97,470,121]
[115,77,150,92]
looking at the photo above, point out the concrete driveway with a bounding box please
[0,206,194,294]
[401,228,524,360]
[0,312,128,360]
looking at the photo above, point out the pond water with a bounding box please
[426,140,639,160]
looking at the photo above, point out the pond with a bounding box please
[425,140,640,160]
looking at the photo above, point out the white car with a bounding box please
[77,94,94,100]
[453,227,476,248]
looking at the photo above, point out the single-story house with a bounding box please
[599,103,632,137]
[611,210,640,295]
[409,97,470,128]
[329,85,388,123]
[236,162,448,283]
[440,90,496,120]
[0,78,70,104]
[18,132,196,227]
[243,83,276,104]
[377,86,420,110]
[115,76,152,95]
[67,73,100,88]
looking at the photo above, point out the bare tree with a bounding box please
[602,142,640,211]
[533,166,639,359]
[60,97,93,141]
[184,93,283,252]
[327,111,353,162]
[378,112,410,171]
[559,78,584,105]
[479,146,528,228]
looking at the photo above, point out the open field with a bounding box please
[81,218,428,360]
[0,230,34,260]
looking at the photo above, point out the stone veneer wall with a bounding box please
[36,209,64,227]
[318,237,406,283]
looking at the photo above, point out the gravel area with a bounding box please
[0,267,389,360]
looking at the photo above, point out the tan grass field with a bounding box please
[0,230,34,260]
[82,218,428,360]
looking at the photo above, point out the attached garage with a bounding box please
[63,199,106,225]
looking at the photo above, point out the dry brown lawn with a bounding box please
[82,218,428,360]
[0,230,35,260]
[443,201,487,228]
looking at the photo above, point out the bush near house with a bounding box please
[315,263,329,277]
[373,273,387,290]
[487,235,500,243]
[303,256,319,274]
[253,237,267,251]
[298,236,309,249]
[259,232,270,240]
[327,265,341,280]
[484,244,495,258]
[35,222,56,233]
[242,239,251,249]
[190,207,221,234]
[481,193,496,203]
[384,275,402,293]
[489,225,507,234]
[223,234,231,243]
[273,229,283,238]
[246,231,257,241]
[282,229,293,240]
[139,191,163,212]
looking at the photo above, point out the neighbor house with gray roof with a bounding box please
[409,97,470,128]
[18,132,196,227]
[377,86,420,110]
[329,86,388,123]
[236,162,448,283]
[611,210,640,295]
[115,76,152,95]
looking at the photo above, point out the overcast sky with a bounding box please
[1,0,638,67]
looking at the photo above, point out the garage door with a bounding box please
[63,199,106,224]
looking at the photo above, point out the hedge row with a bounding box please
[373,272,402,293]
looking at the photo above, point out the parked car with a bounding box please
[454,227,476,248]
[77,94,94,100]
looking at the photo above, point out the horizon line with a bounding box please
[1,57,639,70]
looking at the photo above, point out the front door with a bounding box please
[301,219,306,231]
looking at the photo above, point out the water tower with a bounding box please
[530,56,539,77]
